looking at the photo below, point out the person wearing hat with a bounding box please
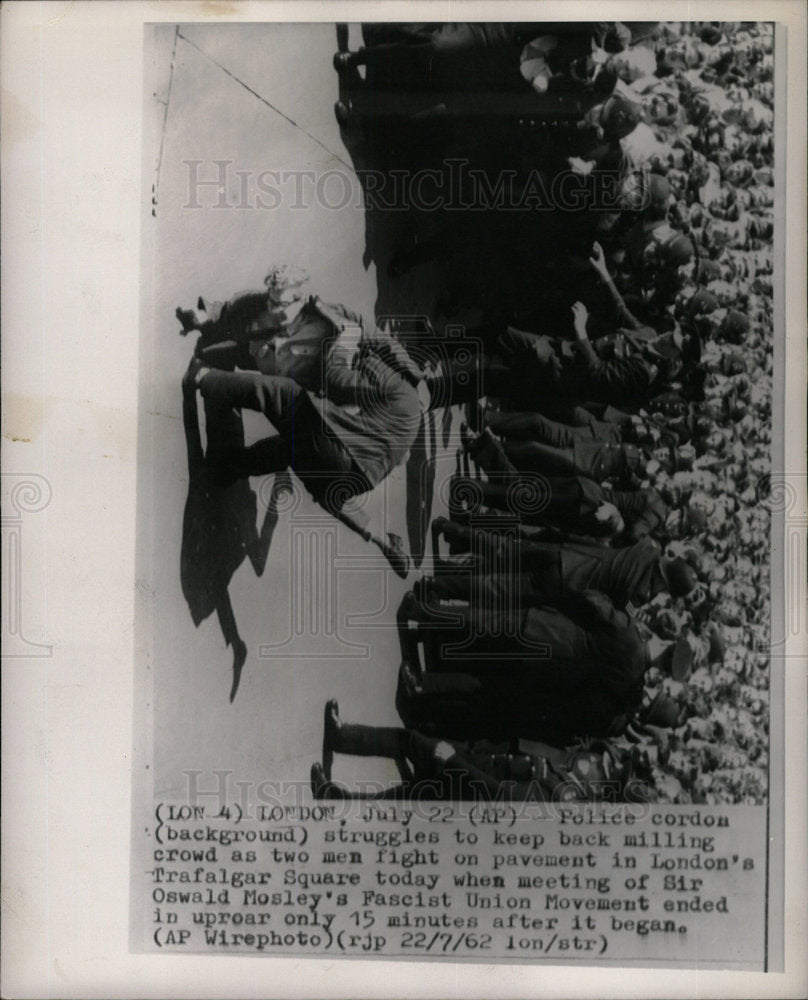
[310,696,645,802]
[398,588,693,748]
[420,308,677,417]
[695,258,723,284]
[719,309,750,344]
[424,519,697,611]
[480,407,624,448]
[563,300,683,409]
[682,287,720,318]
[461,422,678,487]
[664,503,709,540]
[448,463,669,545]
[609,483,671,542]
[638,689,688,728]
[703,349,747,377]
[620,174,695,301]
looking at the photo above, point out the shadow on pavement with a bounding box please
[180,392,287,702]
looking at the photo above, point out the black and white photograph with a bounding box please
[129,13,788,967]
[2,3,806,996]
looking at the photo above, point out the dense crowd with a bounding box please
[179,22,775,804]
[598,21,775,804]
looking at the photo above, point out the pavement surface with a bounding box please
[145,23,466,798]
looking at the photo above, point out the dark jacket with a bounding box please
[448,591,648,745]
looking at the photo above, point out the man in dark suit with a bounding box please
[454,470,670,543]
[423,310,677,416]
[310,696,645,802]
[464,424,670,485]
[425,520,697,610]
[483,407,624,446]
[400,589,691,747]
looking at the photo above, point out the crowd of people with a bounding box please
[180,21,775,804]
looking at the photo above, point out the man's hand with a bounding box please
[571,301,589,340]
[589,241,610,280]
[568,156,594,176]
[182,356,210,393]
[433,741,456,764]
[595,502,624,535]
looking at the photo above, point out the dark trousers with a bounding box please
[502,440,578,476]
[486,410,621,447]
[431,522,562,605]
[469,431,577,479]
[199,371,359,506]
[327,723,547,801]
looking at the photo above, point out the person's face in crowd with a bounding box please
[647,93,680,125]
[713,149,733,175]
[650,392,688,418]
[723,355,747,377]
[651,443,673,468]
[606,46,656,82]
[707,197,739,222]
[724,83,750,105]
[724,160,754,186]
[666,169,689,198]
[718,258,738,281]
[724,128,750,158]
[686,95,712,126]
[676,443,697,469]
[677,261,698,287]
[748,217,773,241]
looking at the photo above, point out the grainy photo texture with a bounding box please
[132,19,783,969]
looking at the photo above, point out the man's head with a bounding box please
[659,556,698,599]
[665,503,709,539]
[696,258,723,284]
[647,635,693,681]
[662,233,696,268]
[599,92,645,139]
[640,691,687,728]
[685,288,720,317]
[721,350,747,376]
[645,174,672,220]
[720,309,750,344]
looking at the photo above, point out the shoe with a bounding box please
[311,762,329,799]
[334,100,350,128]
[310,762,344,800]
[381,533,411,579]
[322,699,340,782]
[333,51,353,73]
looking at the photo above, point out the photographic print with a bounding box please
[130,16,785,969]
